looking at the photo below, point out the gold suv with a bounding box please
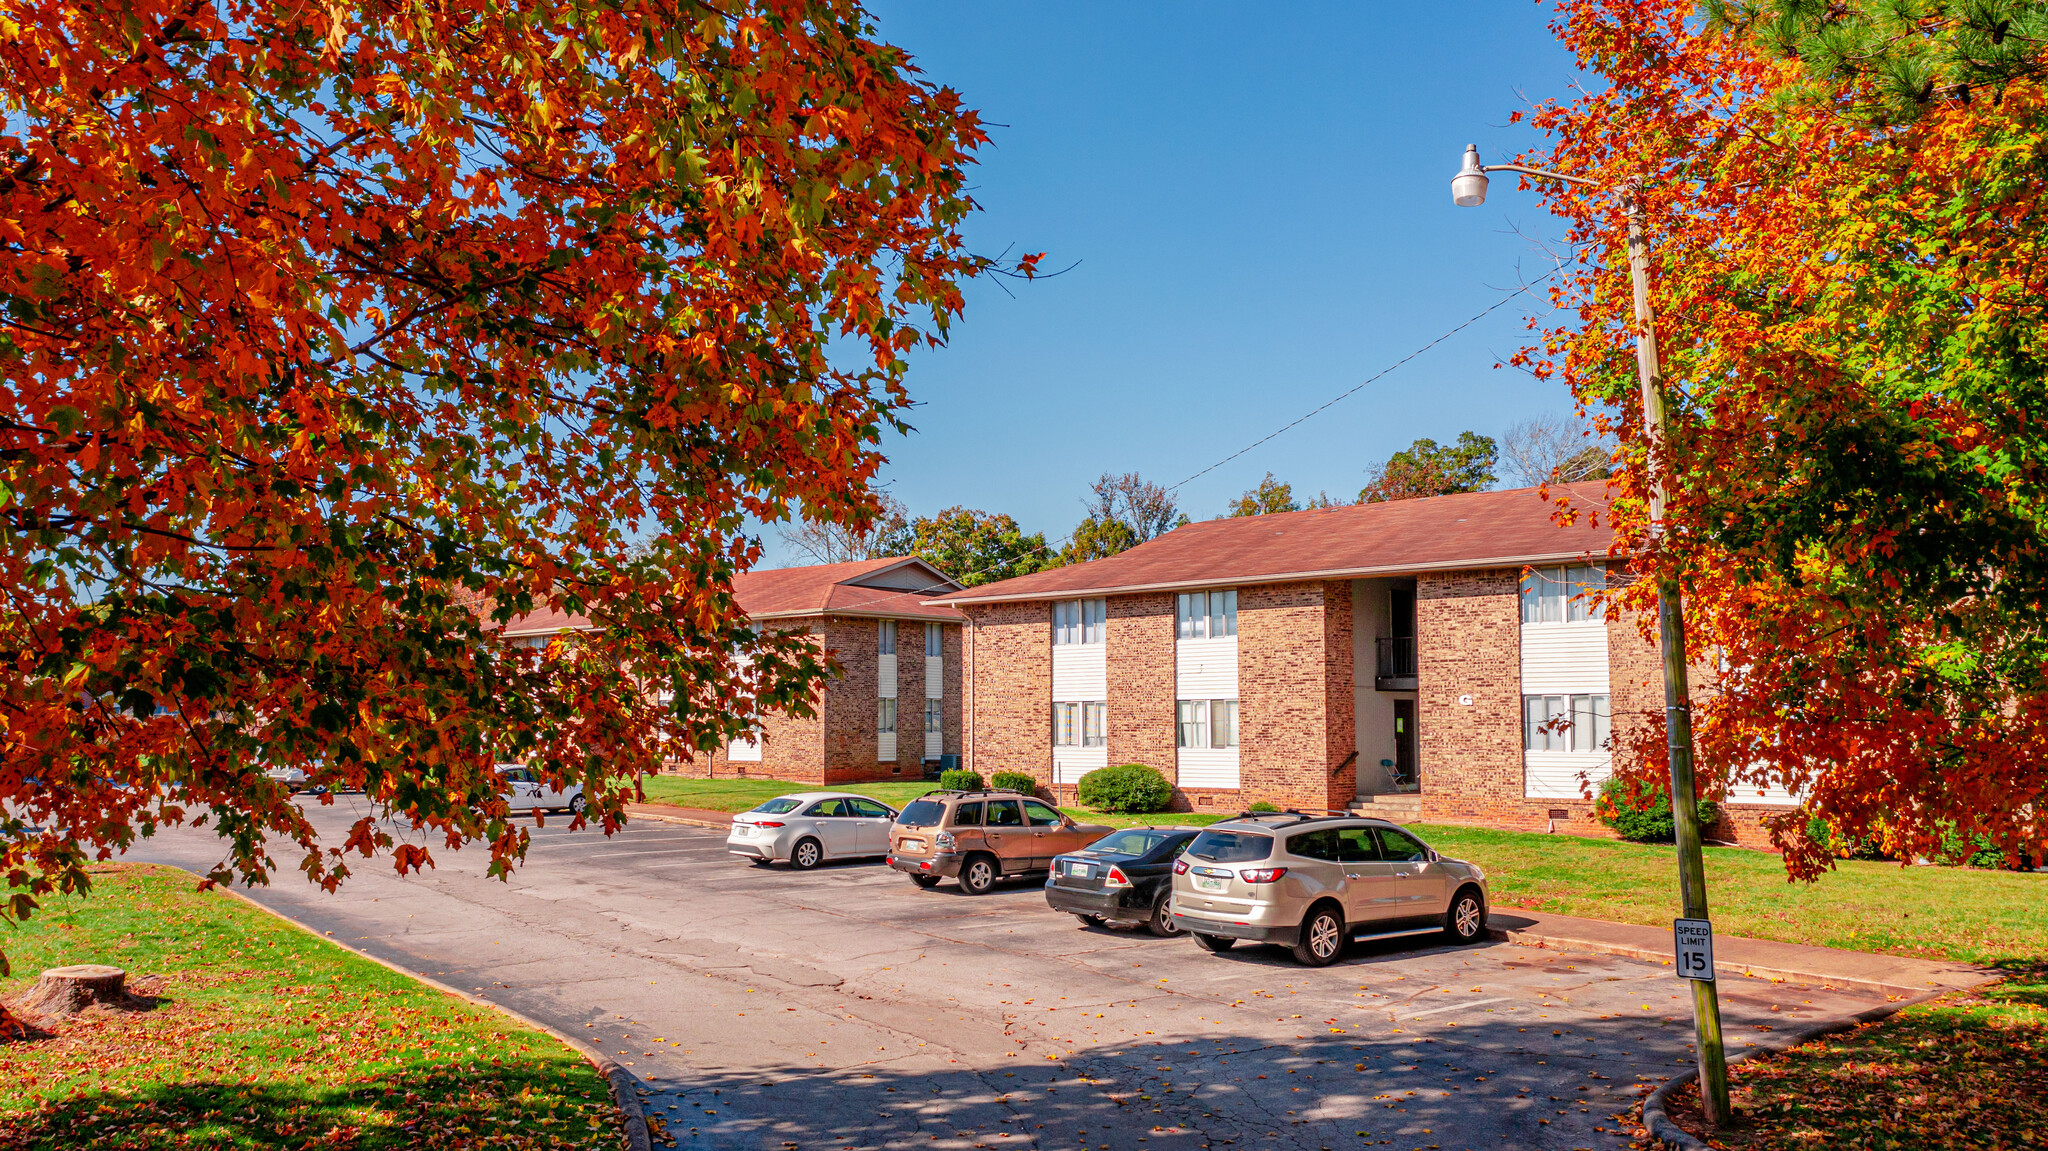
[887,789,1112,894]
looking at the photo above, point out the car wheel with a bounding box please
[568,794,587,817]
[1445,886,1486,943]
[1074,914,1106,929]
[1291,903,1346,967]
[791,837,824,870]
[1147,891,1183,938]
[1193,933,1236,953]
[959,854,997,895]
[910,874,941,889]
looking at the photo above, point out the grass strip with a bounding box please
[1651,965,2048,1150]
[0,863,617,1150]
[1413,823,2048,967]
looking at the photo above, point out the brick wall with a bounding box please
[962,601,1052,785]
[691,625,829,783]
[1106,592,1176,785]
[942,623,964,760]
[1239,581,1354,812]
[1415,569,1525,826]
[894,622,927,778]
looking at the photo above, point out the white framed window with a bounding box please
[878,619,897,655]
[1522,693,1609,751]
[1176,590,1237,639]
[925,699,941,735]
[1053,598,1107,645]
[1520,565,1604,623]
[1054,701,1108,748]
[1209,699,1238,748]
[878,697,897,735]
[1177,699,1238,748]
[925,621,943,657]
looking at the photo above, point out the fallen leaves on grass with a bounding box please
[0,865,618,1149]
[1645,965,2048,1150]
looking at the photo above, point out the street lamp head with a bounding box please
[1451,144,1489,207]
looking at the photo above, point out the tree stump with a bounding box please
[15,965,127,1017]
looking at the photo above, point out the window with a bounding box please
[952,801,983,826]
[1176,589,1237,639]
[1374,827,1430,862]
[1522,693,1610,751]
[926,622,943,657]
[1023,800,1063,826]
[1209,699,1238,749]
[878,619,897,654]
[1053,598,1107,645]
[925,699,941,735]
[1519,564,1605,623]
[1287,829,1343,861]
[804,798,848,817]
[1334,827,1379,862]
[878,697,897,735]
[848,798,893,820]
[1177,699,1239,749]
[984,800,1024,827]
[1176,700,1208,749]
[1055,701,1107,747]
[1186,829,1273,863]
[1054,702,1081,747]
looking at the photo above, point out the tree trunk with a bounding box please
[15,965,127,1017]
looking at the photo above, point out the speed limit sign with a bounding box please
[1673,918,1715,982]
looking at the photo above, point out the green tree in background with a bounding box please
[1225,472,1301,517]
[907,507,1061,587]
[1062,472,1179,563]
[1358,432,1498,503]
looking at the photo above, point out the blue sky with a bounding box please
[764,2,1585,565]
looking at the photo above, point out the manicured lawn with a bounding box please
[637,775,936,812]
[635,776,1232,829]
[1656,965,2048,1150]
[0,863,616,1150]
[1413,823,2048,967]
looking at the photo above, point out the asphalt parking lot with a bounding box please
[127,803,1892,1151]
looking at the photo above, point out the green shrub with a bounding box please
[1595,776,1722,843]
[1075,763,1173,814]
[938,769,984,792]
[990,771,1039,796]
[1247,801,1281,813]
[1808,815,1891,861]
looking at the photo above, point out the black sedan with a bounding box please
[1045,827,1201,936]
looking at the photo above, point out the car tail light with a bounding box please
[1103,866,1132,888]
[754,821,784,828]
[1172,859,1189,875]
[1240,867,1288,884]
[935,831,956,849]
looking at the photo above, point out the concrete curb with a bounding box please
[1489,921,1987,999]
[625,804,732,833]
[208,881,653,1151]
[1638,986,1952,1149]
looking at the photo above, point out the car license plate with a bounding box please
[1194,874,1227,893]
[901,838,925,852]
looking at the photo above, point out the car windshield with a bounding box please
[749,798,802,815]
[897,799,947,827]
[1186,829,1274,863]
[1089,830,1177,856]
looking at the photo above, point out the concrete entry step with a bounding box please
[1348,793,1423,823]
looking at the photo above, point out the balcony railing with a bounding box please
[1374,636,1418,691]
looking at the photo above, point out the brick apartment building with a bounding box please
[927,485,1793,845]
[685,557,968,785]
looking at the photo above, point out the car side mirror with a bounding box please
[1427,850,1440,863]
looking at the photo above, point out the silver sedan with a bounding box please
[726,791,900,870]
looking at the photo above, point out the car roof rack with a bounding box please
[1220,809,1357,828]
[917,787,1027,799]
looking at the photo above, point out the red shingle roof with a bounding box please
[734,557,965,622]
[930,484,1615,605]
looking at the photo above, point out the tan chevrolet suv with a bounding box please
[886,789,1112,894]
[1169,811,1490,966]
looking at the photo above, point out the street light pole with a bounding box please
[1453,145,1731,1124]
